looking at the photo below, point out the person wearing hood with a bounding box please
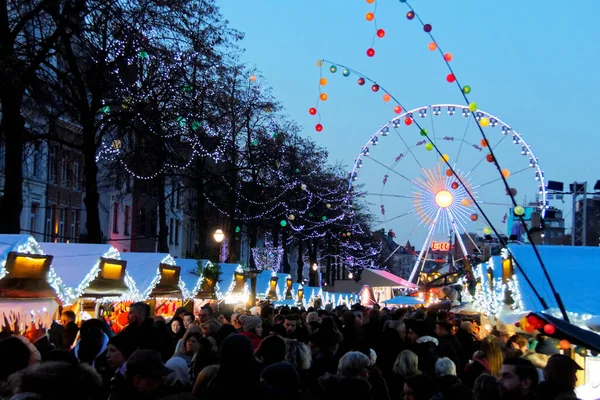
[164,357,191,394]
[72,319,112,398]
[407,320,439,377]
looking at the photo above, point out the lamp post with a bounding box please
[243,265,260,309]
[213,229,224,263]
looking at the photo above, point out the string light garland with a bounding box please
[307,59,548,294]
[361,0,563,319]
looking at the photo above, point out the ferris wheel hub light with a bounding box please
[435,190,453,208]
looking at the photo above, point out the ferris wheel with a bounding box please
[347,104,547,283]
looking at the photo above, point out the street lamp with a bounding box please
[213,229,225,243]
[213,229,225,263]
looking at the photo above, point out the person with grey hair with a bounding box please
[435,357,457,377]
[435,357,471,400]
[337,351,370,379]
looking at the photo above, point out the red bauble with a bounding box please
[371,84,380,92]
[451,182,459,189]
[445,169,453,177]
[424,24,432,33]
[404,118,413,126]
[543,324,556,335]
[394,105,402,114]
[366,48,375,57]
[358,77,366,86]
[486,154,494,163]
[376,29,385,38]
[315,124,323,132]
[446,74,456,83]
[527,315,539,326]
[406,11,415,20]
[309,107,317,115]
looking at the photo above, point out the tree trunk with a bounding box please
[0,100,24,233]
[248,222,257,268]
[297,241,303,283]
[157,174,169,253]
[82,130,103,243]
[282,230,290,273]
[326,233,332,286]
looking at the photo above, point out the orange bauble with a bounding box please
[559,340,571,350]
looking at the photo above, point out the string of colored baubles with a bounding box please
[363,0,565,322]
[307,59,548,310]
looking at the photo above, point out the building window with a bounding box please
[32,143,42,179]
[45,215,52,242]
[73,162,79,190]
[61,157,68,187]
[0,138,5,170]
[175,220,180,246]
[169,218,174,244]
[124,206,130,236]
[58,209,65,242]
[138,209,146,236]
[48,146,56,183]
[113,203,119,233]
[70,211,76,242]
[30,202,39,236]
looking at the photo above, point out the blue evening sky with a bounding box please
[218,0,600,246]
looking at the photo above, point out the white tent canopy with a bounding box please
[120,252,188,299]
[37,242,139,302]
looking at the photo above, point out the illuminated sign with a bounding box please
[431,241,451,251]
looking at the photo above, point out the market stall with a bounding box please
[38,242,139,303]
[120,252,189,317]
[0,235,63,333]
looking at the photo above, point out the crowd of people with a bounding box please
[0,301,584,400]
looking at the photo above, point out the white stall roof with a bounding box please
[216,263,242,297]
[177,259,202,297]
[119,252,174,297]
[508,245,600,317]
[0,235,43,260]
[37,243,118,289]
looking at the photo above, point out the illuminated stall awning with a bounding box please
[38,243,139,302]
[0,235,64,327]
[0,252,55,299]
[120,253,189,300]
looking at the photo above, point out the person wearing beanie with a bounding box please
[407,319,439,378]
[106,334,138,400]
[239,316,263,350]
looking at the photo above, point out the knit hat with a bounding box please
[108,335,137,359]
[243,316,262,333]
[407,320,426,338]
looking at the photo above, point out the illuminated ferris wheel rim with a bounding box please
[348,103,547,217]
